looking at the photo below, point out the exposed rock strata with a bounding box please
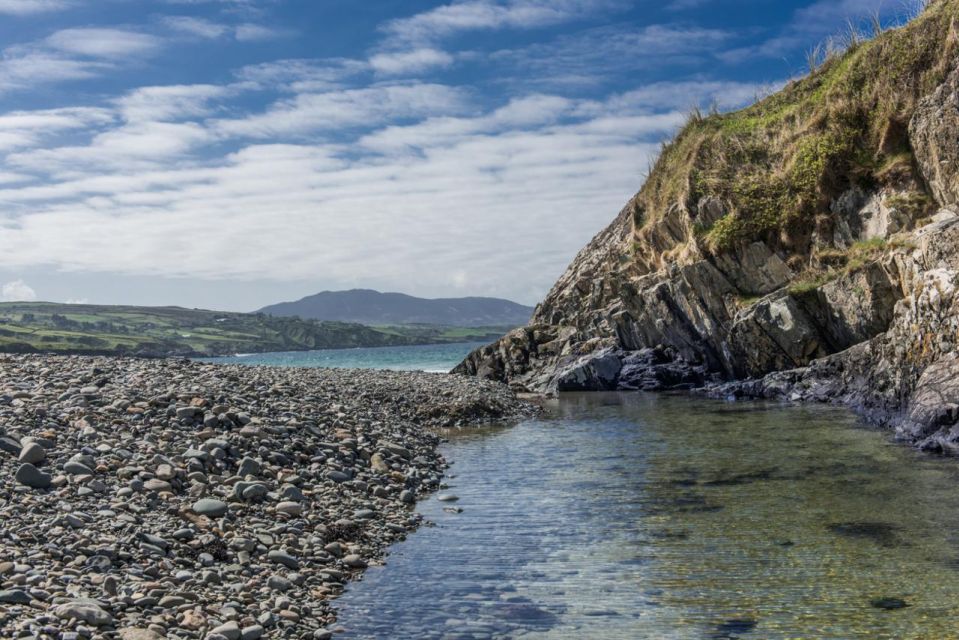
[457,36,959,449]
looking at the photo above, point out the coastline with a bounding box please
[0,354,537,639]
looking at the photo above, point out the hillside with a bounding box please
[0,302,422,357]
[258,289,534,327]
[458,1,959,451]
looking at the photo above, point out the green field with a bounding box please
[372,324,515,344]
[0,303,511,358]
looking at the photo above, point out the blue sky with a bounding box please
[0,0,918,310]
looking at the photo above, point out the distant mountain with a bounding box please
[258,289,534,327]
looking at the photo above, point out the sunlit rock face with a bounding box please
[457,6,959,446]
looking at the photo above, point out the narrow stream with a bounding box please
[333,392,959,639]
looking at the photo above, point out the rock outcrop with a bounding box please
[456,1,959,447]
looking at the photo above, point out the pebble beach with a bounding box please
[0,355,535,640]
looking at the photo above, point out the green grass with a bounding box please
[0,302,517,357]
[788,274,839,296]
[3,305,393,355]
[373,324,516,343]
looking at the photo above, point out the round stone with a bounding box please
[192,498,228,518]
[275,501,302,516]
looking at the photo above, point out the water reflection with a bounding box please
[334,392,959,639]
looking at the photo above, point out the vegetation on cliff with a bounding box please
[635,0,957,268]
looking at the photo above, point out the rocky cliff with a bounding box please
[456,0,959,442]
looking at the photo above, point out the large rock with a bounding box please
[550,348,622,392]
[15,463,51,489]
[456,34,959,457]
[192,498,228,518]
[52,602,114,626]
[911,66,959,207]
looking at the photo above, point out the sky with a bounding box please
[0,0,922,311]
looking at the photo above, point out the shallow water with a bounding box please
[199,341,485,373]
[334,392,959,639]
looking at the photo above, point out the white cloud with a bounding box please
[666,0,707,9]
[0,106,113,151]
[792,0,890,33]
[0,0,70,15]
[1,279,37,301]
[601,80,784,112]
[369,48,455,75]
[115,84,229,122]
[0,26,168,95]
[382,0,623,45]
[0,0,793,304]
[8,121,213,174]
[233,58,365,92]
[162,16,230,39]
[0,50,106,93]
[160,16,288,41]
[235,23,288,41]
[0,172,32,185]
[213,84,471,138]
[46,28,162,59]
[490,24,733,87]
[721,0,910,64]
[0,78,762,302]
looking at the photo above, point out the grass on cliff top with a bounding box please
[634,0,957,259]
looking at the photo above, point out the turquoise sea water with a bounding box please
[200,341,485,373]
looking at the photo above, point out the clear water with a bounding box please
[199,341,485,373]
[333,392,959,640]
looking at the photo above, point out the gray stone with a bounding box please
[241,624,265,640]
[0,436,21,455]
[327,470,350,483]
[267,550,299,569]
[209,622,241,640]
[237,456,260,477]
[119,630,165,640]
[192,498,228,517]
[176,406,199,420]
[275,501,302,516]
[15,463,51,489]
[52,602,114,626]
[343,554,367,568]
[64,460,94,476]
[18,442,45,464]
[144,478,173,492]
[0,589,31,604]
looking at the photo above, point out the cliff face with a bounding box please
[456,1,959,439]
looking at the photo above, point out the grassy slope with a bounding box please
[633,0,958,272]
[0,302,411,356]
[373,324,517,343]
[0,303,517,357]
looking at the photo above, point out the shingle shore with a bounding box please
[0,355,536,639]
